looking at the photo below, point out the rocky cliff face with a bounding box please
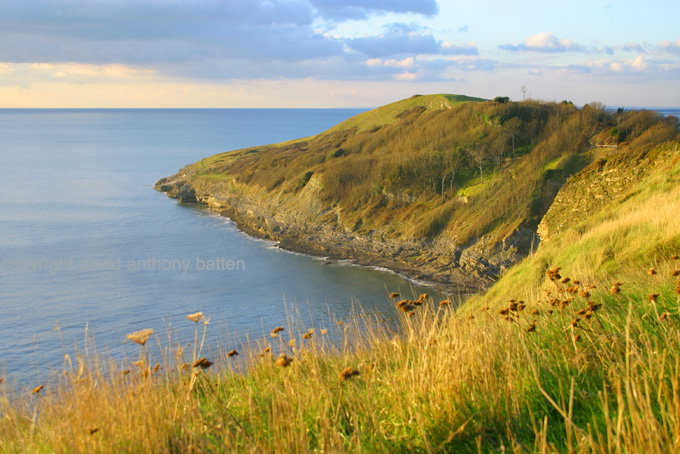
[538,144,679,243]
[156,171,534,293]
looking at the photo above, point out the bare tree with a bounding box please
[464,143,489,184]
[490,128,510,172]
[504,117,522,156]
[520,85,527,101]
[440,150,463,201]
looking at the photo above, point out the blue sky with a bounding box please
[0,0,678,107]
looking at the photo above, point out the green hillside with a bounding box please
[157,95,678,290]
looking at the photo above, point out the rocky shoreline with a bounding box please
[156,176,536,295]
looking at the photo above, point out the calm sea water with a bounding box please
[0,109,444,384]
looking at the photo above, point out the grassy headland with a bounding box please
[157,95,679,291]
[1,97,679,452]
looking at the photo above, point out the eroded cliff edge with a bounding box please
[156,171,532,292]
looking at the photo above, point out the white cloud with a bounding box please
[0,63,14,75]
[393,72,417,81]
[658,38,680,54]
[29,63,156,80]
[500,32,585,53]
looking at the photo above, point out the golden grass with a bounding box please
[1,261,680,453]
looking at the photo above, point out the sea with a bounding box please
[0,108,444,385]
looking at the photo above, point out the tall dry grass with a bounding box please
[2,249,680,453]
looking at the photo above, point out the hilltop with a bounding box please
[157,95,678,291]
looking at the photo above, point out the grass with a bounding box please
[3,256,680,452]
[324,94,486,135]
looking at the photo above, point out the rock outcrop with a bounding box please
[156,172,532,293]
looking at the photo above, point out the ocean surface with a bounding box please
[0,109,445,384]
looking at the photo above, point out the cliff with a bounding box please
[156,96,679,292]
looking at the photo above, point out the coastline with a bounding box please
[155,177,535,295]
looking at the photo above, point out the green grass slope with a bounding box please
[324,93,487,134]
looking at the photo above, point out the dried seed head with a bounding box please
[31,385,44,395]
[648,293,660,302]
[126,329,153,346]
[671,255,679,260]
[649,267,657,276]
[561,277,570,284]
[275,353,293,368]
[270,326,285,338]
[90,428,99,435]
[526,323,536,333]
[152,363,160,373]
[389,292,400,299]
[186,312,203,323]
[227,349,239,357]
[192,358,213,369]
[660,312,670,321]
[672,270,680,277]
[264,346,271,353]
[531,309,540,316]
[588,303,602,312]
[610,285,620,295]
[321,328,328,334]
[289,339,296,347]
[303,331,313,340]
[339,367,360,380]
[440,300,451,306]
[419,294,429,300]
[400,303,416,313]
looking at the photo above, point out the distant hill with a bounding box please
[157,95,679,291]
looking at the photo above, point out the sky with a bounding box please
[0,0,679,108]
